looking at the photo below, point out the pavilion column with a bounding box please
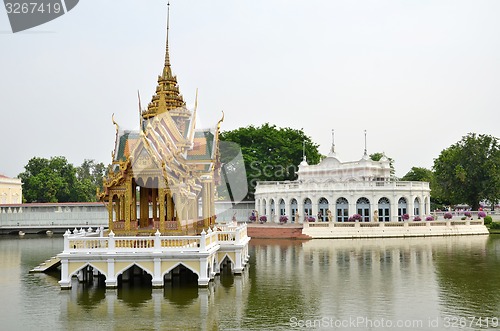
[166,192,174,221]
[140,186,149,228]
[152,188,158,221]
[159,188,165,232]
[408,197,415,219]
[201,180,210,227]
[107,199,113,229]
[202,182,208,226]
[125,181,132,231]
[348,198,356,220]
[130,181,137,230]
[209,181,215,226]
[296,197,303,224]
[370,202,376,222]
[391,195,398,222]
[311,196,318,222]
[261,197,273,222]
[118,194,125,221]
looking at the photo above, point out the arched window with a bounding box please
[318,198,329,222]
[290,198,298,223]
[356,197,370,222]
[262,199,267,216]
[398,197,407,221]
[270,199,275,218]
[303,198,312,220]
[378,197,390,222]
[414,197,420,216]
[279,199,286,216]
[336,197,349,222]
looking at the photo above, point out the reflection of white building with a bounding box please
[254,137,431,223]
[0,174,22,204]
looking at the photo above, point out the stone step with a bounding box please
[29,256,61,273]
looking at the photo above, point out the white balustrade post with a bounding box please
[235,227,241,244]
[63,230,70,252]
[207,227,213,247]
[108,231,115,253]
[200,229,206,251]
[154,230,161,253]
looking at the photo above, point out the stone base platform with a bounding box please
[303,220,489,239]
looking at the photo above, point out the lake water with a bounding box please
[0,234,499,330]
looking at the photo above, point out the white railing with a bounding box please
[255,180,430,194]
[62,223,249,254]
[304,219,484,229]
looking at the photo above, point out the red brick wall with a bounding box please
[247,226,311,239]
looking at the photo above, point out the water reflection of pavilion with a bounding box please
[59,268,250,330]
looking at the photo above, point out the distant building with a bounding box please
[255,134,431,223]
[0,174,22,204]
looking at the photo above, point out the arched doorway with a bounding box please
[290,198,298,223]
[303,198,312,221]
[414,197,420,216]
[336,197,349,222]
[356,197,370,222]
[378,197,390,222]
[279,199,286,217]
[398,197,408,221]
[270,199,275,221]
[318,197,329,222]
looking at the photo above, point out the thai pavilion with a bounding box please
[55,5,249,289]
[98,15,220,236]
[254,133,431,224]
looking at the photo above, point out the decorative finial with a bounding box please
[364,129,367,156]
[111,113,119,133]
[330,129,335,155]
[217,110,225,129]
[194,88,199,112]
[138,90,143,130]
[302,140,306,162]
[165,1,171,68]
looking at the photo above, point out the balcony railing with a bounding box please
[255,180,430,193]
[62,223,249,255]
[304,219,484,229]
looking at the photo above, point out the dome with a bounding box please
[318,155,341,168]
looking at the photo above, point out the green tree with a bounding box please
[219,123,322,200]
[433,133,500,210]
[75,159,106,201]
[19,157,107,203]
[19,156,76,203]
[401,167,433,182]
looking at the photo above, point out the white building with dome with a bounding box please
[254,133,431,224]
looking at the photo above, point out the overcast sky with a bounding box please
[1,0,499,179]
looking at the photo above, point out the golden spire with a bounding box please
[163,1,171,76]
[142,1,187,120]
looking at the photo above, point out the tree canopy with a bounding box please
[18,157,106,203]
[433,133,500,210]
[401,167,434,182]
[219,123,322,200]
